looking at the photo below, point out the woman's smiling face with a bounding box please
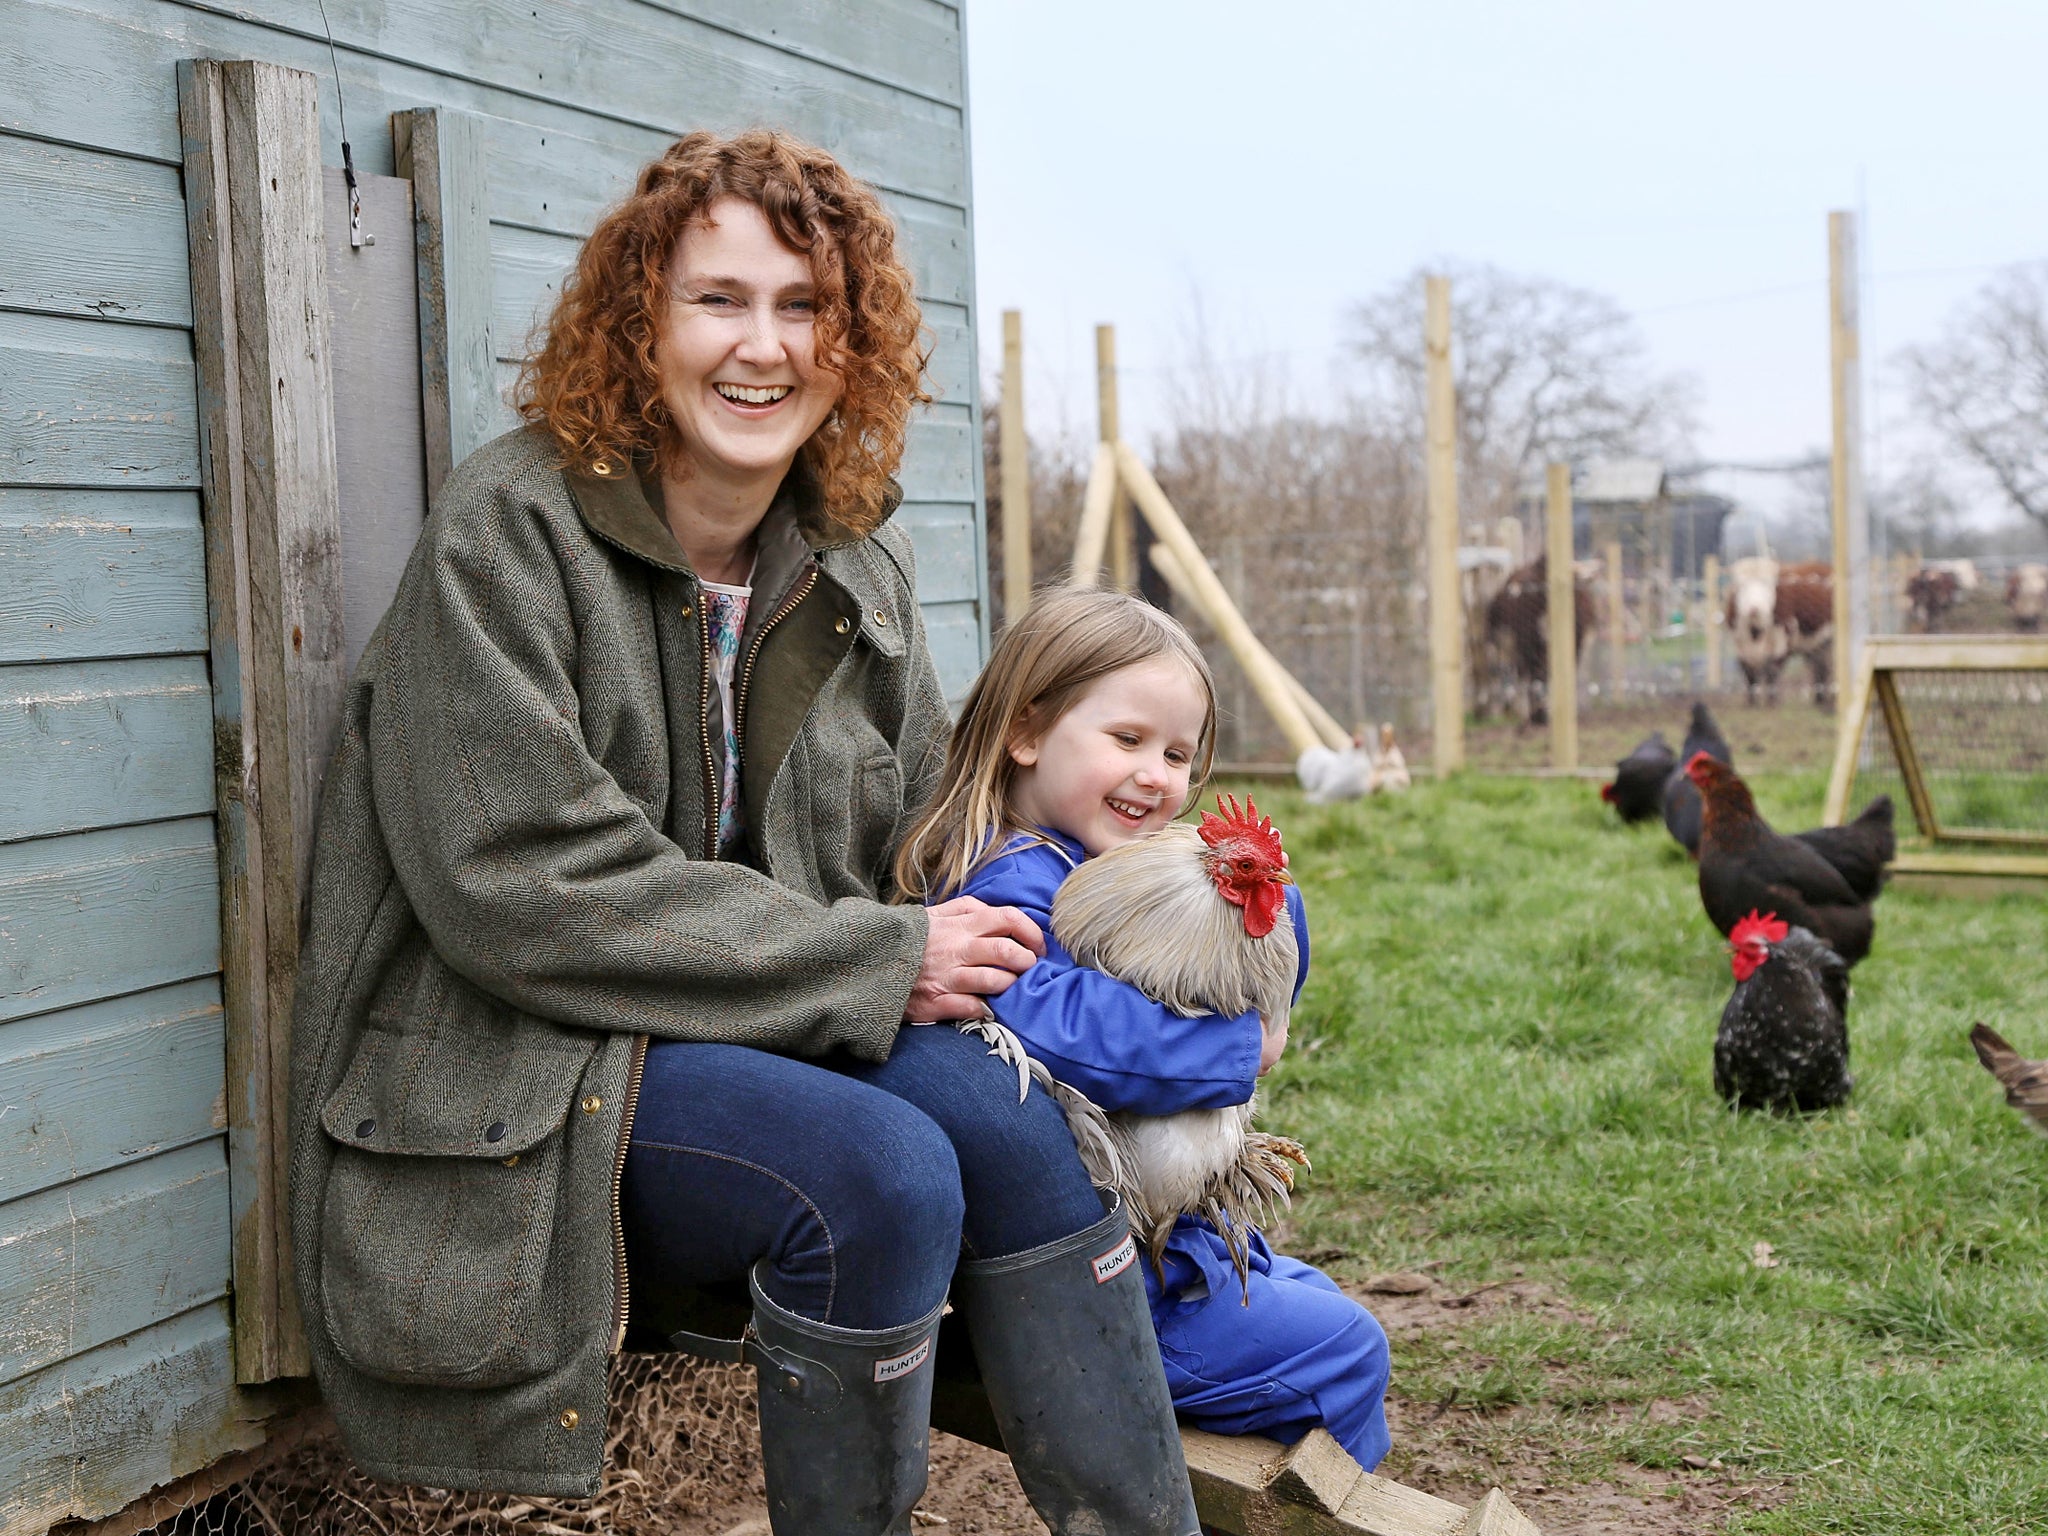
[656,196,845,487]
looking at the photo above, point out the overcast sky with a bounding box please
[965,0,2048,528]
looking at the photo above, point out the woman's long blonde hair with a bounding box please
[894,587,1217,902]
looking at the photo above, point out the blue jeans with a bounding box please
[621,1023,1107,1331]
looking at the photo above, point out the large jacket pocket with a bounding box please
[317,1020,602,1387]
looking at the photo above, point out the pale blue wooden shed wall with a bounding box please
[0,2,985,1526]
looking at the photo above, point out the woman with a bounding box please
[286,130,1201,1536]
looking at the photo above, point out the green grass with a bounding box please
[1237,770,2048,1533]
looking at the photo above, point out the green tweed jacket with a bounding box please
[287,427,951,1495]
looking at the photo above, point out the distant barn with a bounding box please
[0,4,986,1530]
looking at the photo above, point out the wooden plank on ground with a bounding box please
[0,133,191,328]
[0,819,219,1026]
[0,490,207,663]
[0,1141,230,1388]
[182,54,343,1385]
[0,1301,278,1534]
[395,105,498,500]
[0,978,226,1207]
[0,656,213,842]
[0,310,196,489]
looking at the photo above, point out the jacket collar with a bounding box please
[561,455,901,576]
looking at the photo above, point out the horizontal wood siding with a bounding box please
[1,0,982,1521]
[0,1141,231,1387]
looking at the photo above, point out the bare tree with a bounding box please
[1897,261,2048,534]
[1345,261,1695,535]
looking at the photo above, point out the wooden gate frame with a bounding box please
[1823,634,2048,878]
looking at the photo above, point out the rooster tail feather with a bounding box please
[950,1015,1038,1103]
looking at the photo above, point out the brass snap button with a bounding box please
[355,1118,376,1139]
[591,461,612,477]
[834,616,852,635]
[873,610,889,627]
[558,1408,580,1430]
[581,1095,603,1114]
[679,604,694,619]
[485,1121,508,1143]
[501,1154,521,1168]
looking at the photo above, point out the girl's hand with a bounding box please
[1257,1014,1290,1076]
[906,896,1045,1021]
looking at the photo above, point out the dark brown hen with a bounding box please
[1686,752,1875,967]
[1970,1024,2048,1137]
[1602,731,1677,824]
[1792,794,1895,903]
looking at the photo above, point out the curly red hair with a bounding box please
[515,129,929,536]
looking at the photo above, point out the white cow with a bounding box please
[2009,564,2048,633]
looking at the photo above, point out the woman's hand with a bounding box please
[906,896,1046,1022]
[1257,1014,1290,1077]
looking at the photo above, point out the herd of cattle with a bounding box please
[1477,553,2048,720]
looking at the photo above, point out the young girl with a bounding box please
[896,587,1391,1469]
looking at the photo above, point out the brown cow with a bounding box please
[2009,564,2048,632]
[1905,566,1962,632]
[1481,555,1594,724]
[1725,558,1833,705]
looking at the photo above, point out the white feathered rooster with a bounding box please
[963,796,1308,1292]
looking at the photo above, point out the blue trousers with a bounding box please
[620,1024,1107,1331]
[1148,1228,1392,1470]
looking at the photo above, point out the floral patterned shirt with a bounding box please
[701,576,752,855]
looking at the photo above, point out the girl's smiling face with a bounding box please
[1007,656,1208,857]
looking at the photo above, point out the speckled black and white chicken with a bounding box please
[962,797,1308,1285]
[1714,910,1853,1113]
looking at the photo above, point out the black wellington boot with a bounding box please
[745,1268,946,1536]
[953,1201,1201,1536]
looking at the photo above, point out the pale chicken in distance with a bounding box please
[1970,1024,2048,1137]
[1046,795,1309,1290]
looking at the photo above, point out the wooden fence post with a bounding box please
[999,309,1032,622]
[1097,323,1134,591]
[1425,275,1463,774]
[1605,540,1625,702]
[180,56,347,1383]
[1829,210,1868,709]
[1702,553,1722,690]
[392,106,495,501]
[1545,463,1577,770]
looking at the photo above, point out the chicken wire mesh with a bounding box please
[1848,667,2048,841]
[117,1357,764,1536]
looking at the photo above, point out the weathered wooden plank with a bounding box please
[0,1141,230,1388]
[0,978,225,1207]
[183,55,340,1384]
[0,819,220,1027]
[0,132,191,328]
[0,1301,271,1533]
[322,166,431,676]
[0,656,213,842]
[917,303,975,406]
[648,0,964,105]
[9,0,965,202]
[0,489,207,663]
[923,600,982,702]
[0,310,196,489]
[895,503,980,607]
[900,414,976,503]
[395,105,498,499]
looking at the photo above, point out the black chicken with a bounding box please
[1715,910,1852,1112]
[1662,701,1732,856]
[1687,752,1876,967]
[1792,795,1896,902]
[1602,731,1677,824]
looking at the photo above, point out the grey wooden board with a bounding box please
[894,502,979,606]
[0,309,196,489]
[0,977,226,1207]
[323,167,431,677]
[641,0,965,104]
[0,131,191,328]
[0,489,207,663]
[11,0,966,204]
[924,600,980,702]
[0,1299,261,1532]
[0,655,213,842]
[0,818,220,1025]
[0,1139,230,1388]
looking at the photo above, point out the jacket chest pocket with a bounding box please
[316,1024,602,1388]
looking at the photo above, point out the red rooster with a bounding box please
[1686,752,1876,967]
[1007,796,1310,1285]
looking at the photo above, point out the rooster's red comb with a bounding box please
[1731,909,1789,949]
[1198,793,1285,861]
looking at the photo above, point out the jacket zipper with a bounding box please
[607,1030,647,1354]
